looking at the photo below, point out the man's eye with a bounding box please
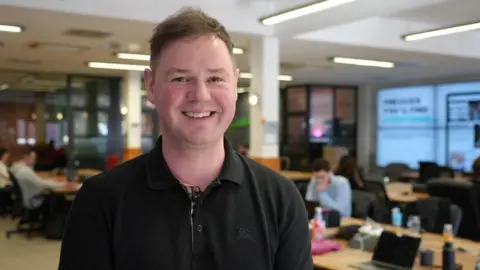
[208,77,224,83]
[171,77,187,83]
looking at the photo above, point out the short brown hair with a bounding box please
[149,8,234,69]
[311,158,330,172]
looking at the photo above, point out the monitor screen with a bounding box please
[446,92,480,171]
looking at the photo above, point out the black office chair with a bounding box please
[294,178,311,199]
[402,197,462,235]
[5,172,46,239]
[0,186,13,217]
[427,178,480,241]
[418,161,439,184]
[363,178,394,223]
[438,166,455,178]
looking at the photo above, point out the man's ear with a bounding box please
[144,68,155,105]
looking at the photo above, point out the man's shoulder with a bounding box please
[83,153,149,191]
[332,174,351,187]
[242,156,296,191]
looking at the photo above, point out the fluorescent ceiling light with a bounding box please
[88,62,293,81]
[239,72,293,81]
[116,53,150,61]
[403,21,480,41]
[232,48,244,54]
[88,62,148,71]
[116,47,244,61]
[332,57,395,68]
[260,0,355,26]
[0,24,23,33]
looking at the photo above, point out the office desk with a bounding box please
[386,182,429,203]
[280,171,311,181]
[315,218,478,269]
[77,168,102,176]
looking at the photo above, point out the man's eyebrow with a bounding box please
[165,68,190,76]
[207,68,228,74]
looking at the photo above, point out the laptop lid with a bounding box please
[371,231,421,270]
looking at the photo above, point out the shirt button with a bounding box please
[197,224,203,232]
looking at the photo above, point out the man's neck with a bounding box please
[162,136,225,191]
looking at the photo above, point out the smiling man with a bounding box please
[58,8,312,270]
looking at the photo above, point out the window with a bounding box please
[309,88,333,143]
[286,88,307,113]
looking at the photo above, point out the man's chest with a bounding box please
[111,190,277,270]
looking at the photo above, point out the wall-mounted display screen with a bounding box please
[376,86,435,168]
[446,93,480,171]
[376,81,480,171]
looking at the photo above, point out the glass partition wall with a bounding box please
[65,75,123,173]
[281,85,358,171]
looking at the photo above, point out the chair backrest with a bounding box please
[351,190,389,221]
[305,200,320,220]
[363,178,393,223]
[449,204,463,236]
[384,163,409,182]
[438,166,455,178]
[403,197,462,235]
[418,162,439,183]
[8,171,24,217]
[427,178,480,240]
[294,178,311,199]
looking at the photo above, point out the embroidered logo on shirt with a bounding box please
[236,228,255,242]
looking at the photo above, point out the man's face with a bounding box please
[1,152,9,163]
[144,35,239,147]
[313,170,330,186]
[26,152,37,166]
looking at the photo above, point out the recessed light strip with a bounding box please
[260,0,356,26]
[116,47,244,61]
[88,62,293,81]
[332,57,395,68]
[0,24,23,33]
[403,21,480,41]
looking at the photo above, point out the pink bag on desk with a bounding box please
[311,239,341,255]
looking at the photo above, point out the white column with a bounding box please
[356,85,377,172]
[249,36,280,170]
[123,71,142,160]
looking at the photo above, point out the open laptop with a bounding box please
[351,230,421,270]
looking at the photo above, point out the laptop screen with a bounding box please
[372,231,421,269]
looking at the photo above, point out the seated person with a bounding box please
[10,148,70,210]
[0,147,12,188]
[335,155,365,191]
[305,158,352,217]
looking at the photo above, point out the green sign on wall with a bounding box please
[230,117,250,128]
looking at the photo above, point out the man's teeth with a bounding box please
[184,112,212,118]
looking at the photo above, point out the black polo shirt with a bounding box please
[58,138,313,270]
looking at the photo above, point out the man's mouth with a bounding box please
[182,111,216,119]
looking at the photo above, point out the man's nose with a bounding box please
[189,81,211,102]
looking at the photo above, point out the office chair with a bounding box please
[5,172,46,239]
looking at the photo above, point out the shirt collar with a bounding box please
[146,136,244,190]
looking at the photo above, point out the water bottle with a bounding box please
[391,207,402,233]
[383,176,390,184]
[312,207,325,241]
[442,224,455,270]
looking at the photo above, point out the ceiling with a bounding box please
[1,0,480,90]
